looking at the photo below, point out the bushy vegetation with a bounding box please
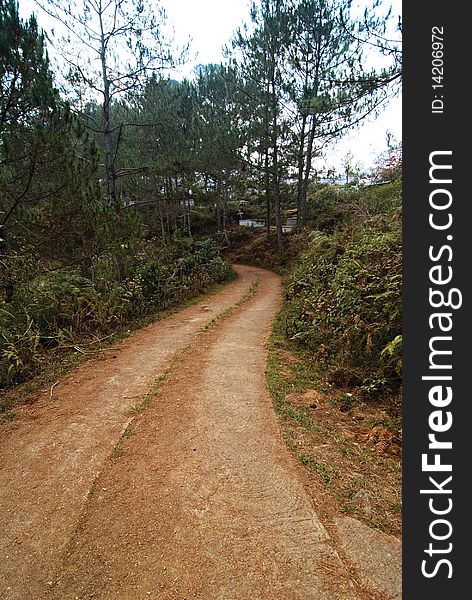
[282,181,402,405]
[306,178,402,232]
[0,239,233,389]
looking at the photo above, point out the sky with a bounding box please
[21,0,402,174]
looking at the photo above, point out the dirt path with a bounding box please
[1,266,368,600]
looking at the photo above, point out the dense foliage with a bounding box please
[283,181,402,403]
[0,238,233,387]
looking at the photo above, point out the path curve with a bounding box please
[1,266,364,600]
[0,266,259,599]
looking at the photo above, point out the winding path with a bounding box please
[0,266,367,600]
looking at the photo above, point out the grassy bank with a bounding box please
[264,180,402,536]
[266,313,402,537]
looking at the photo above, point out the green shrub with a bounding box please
[0,312,42,385]
[284,184,402,402]
[14,271,100,340]
[307,179,402,232]
[307,185,355,232]
[0,237,233,390]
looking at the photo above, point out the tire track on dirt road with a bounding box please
[44,268,364,600]
[0,266,262,600]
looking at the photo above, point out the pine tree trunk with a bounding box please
[99,16,116,205]
[222,201,230,246]
[296,114,307,226]
[264,146,271,238]
[299,115,317,224]
[271,84,283,252]
[263,94,271,238]
[274,167,283,252]
[186,196,192,238]
[159,201,166,242]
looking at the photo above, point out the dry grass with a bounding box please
[266,317,402,538]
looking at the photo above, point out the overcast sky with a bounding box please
[21,0,401,173]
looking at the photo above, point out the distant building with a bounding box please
[239,219,266,228]
[179,198,195,207]
[319,176,345,185]
[122,199,137,208]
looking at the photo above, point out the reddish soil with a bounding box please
[0,266,390,600]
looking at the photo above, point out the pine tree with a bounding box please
[232,0,291,250]
[1,0,94,252]
[287,0,401,224]
[37,0,183,206]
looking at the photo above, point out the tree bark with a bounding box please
[299,114,317,225]
[99,12,116,205]
[296,113,307,226]
[264,144,271,238]
[186,195,192,238]
[270,78,283,252]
